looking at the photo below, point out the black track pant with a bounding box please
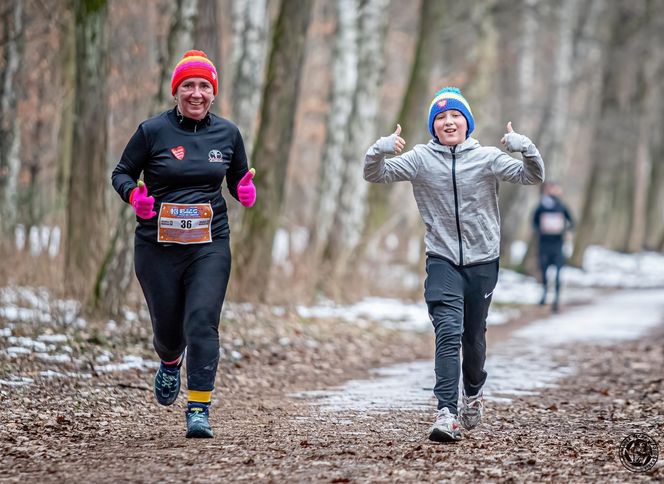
[134,237,231,392]
[424,256,499,414]
[539,246,564,303]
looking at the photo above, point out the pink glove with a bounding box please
[237,168,256,207]
[129,181,157,219]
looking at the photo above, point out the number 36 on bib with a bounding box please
[157,203,213,244]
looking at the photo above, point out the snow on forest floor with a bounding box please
[293,288,664,412]
[1,246,664,387]
[296,245,664,332]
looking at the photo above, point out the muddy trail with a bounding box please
[1,296,663,483]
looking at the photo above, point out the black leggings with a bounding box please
[134,237,231,392]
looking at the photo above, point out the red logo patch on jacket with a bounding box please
[171,146,185,160]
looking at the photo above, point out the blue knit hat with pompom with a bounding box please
[428,87,475,140]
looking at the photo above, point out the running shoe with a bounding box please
[429,407,462,442]
[153,362,181,406]
[186,406,213,438]
[459,390,484,430]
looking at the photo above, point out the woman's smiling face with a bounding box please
[175,77,214,120]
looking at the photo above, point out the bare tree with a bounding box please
[311,0,359,262]
[363,0,445,243]
[155,0,198,112]
[195,0,220,72]
[643,0,664,251]
[645,85,664,250]
[56,3,75,202]
[624,0,663,252]
[0,0,24,228]
[65,0,109,299]
[322,0,390,287]
[570,4,630,265]
[231,0,268,152]
[537,0,580,180]
[515,0,593,272]
[498,0,540,266]
[233,0,313,301]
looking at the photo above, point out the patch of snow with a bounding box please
[93,355,159,373]
[5,346,31,356]
[297,297,517,332]
[0,376,34,387]
[35,353,72,363]
[39,370,91,379]
[37,334,68,343]
[7,336,48,351]
[95,350,114,364]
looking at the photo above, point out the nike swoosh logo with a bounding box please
[484,292,493,299]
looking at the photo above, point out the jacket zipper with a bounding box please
[451,146,463,265]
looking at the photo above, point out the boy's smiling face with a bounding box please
[433,110,468,146]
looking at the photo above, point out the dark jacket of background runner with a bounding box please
[532,195,574,253]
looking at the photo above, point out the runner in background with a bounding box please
[532,181,574,313]
[111,50,256,438]
[363,87,545,442]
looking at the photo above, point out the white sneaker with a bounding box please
[459,390,484,430]
[429,407,462,442]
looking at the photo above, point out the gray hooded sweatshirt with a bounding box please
[364,135,544,266]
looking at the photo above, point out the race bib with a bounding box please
[157,203,213,244]
[540,212,565,235]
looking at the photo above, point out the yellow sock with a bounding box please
[188,390,212,405]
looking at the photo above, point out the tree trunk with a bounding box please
[625,0,662,252]
[231,0,268,153]
[537,0,579,181]
[233,0,313,301]
[56,3,75,203]
[645,96,664,250]
[518,0,586,272]
[324,0,390,287]
[570,5,624,265]
[194,0,220,81]
[498,0,539,266]
[364,0,445,242]
[0,0,24,229]
[65,0,109,300]
[311,0,359,260]
[92,204,135,315]
[155,0,198,112]
[644,7,664,252]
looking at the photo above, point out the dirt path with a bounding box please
[1,303,662,482]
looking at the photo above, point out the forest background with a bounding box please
[0,0,662,317]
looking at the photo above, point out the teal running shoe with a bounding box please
[186,406,213,438]
[153,362,181,406]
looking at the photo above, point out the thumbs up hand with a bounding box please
[500,121,532,153]
[376,124,406,155]
[237,168,256,207]
[129,180,157,219]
